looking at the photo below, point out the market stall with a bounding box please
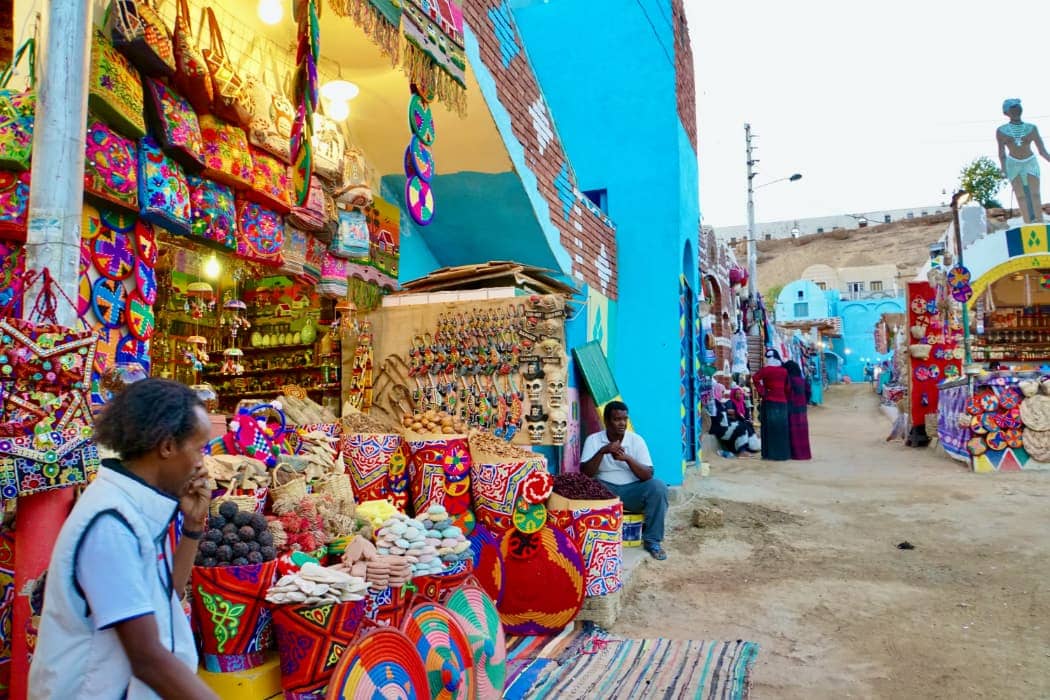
[0,0,616,693]
[931,223,1050,472]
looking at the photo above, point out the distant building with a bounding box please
[774,275,904,382]
[713,205,949,244]
[800,263,901,300]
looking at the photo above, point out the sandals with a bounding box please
[644,543,668,561]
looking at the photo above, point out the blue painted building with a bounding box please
[389,0,702,485]
[775,282,903,382]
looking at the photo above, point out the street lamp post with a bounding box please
[744,124,801,313]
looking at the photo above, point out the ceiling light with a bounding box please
[258,0,283,25]
[320,80,360,102]
[323,97,351,121]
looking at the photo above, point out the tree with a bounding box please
[959,156,1006,208]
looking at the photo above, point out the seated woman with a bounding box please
[710,401,759,458]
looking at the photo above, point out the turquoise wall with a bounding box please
[390,177,443,285]
[513,0,699,484]
[837,298,904,381]
[775,280,833,321]
[384,171,564,273]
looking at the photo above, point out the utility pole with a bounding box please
[12,1,93,697]
[745,123,759,325]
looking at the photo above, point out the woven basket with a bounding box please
[209,472,267,516]
[313,472,354,509]
[908,344,932,360]
[271,462,308,503]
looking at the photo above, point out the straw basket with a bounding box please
[271,462,308,503]
[312,472,354,510]
[908,344,932,360]
[209,471,268,516]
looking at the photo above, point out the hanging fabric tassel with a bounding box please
[329,0,401,64]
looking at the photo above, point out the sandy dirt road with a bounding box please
[615,383,1050,699]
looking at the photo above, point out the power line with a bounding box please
[633,0,675,69]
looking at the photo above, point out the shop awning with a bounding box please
[398,261,579,296]
[776,317,843,337]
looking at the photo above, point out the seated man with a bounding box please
[580,401,669,560]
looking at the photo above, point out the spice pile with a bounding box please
[265,563,367,605]
[268,497,328,554]
[469,430,537,459]
[552,472,615,500]
[195,501,276,567]
[341,410,399,434]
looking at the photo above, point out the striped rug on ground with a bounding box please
[503,626,758,700]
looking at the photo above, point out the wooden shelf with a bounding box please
[238,343,315,354]
[202,366,337,379]
[216,384,341,399]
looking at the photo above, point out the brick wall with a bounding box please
[464,0,619,299]
[672,0,697,153]
[700,226,740,383]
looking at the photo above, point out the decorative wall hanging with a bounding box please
[401,0,466,115]
[91,277,129,329]
[84,120,139,213]
[404,89,436,226]
[329,0,401,63]
[92,226,136,280]
[0,171,30,242]
[138,135,192,236]
[0,37,36,171]
[88,29,146,139]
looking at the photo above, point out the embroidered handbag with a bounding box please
[0,268,97,438]
[0,171,30,242]
[301,234,325,285]
[279,225,308,278]
[311,112,345,183]
[187,174,236,250]
[317,254,348,299]
[88,29,146,139]
[171,0,212,114]
[318,185,338,244]
[199,114,252,189]
[138,136,192,236]
[287,176,325,232]
[329,207,370,260]
[145,79,203,169]
[105,0,175,78]
[246,146,292,213]
[0,425,100,503]
[235,198,284,267]
[84,120,139,214]
[0,39,36,171]
[201,7,254,128]
[248,54,294,163]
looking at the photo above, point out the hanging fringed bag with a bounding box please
[171,0,212,113]
[200,7,254,128]
[106,0,176,78]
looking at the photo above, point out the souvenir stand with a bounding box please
[936,222,1050,472]
[0,0,554,696]
[904,280,963,445]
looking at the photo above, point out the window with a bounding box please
[797,290,805,299]
[907,212,914,219]
[884,214,892,223]
[729,237,737,244]
[848,282,865,296]
[816,282,827,290]
[764,234,772,240]
[871,281,883,292]
[794,302,809,317]
[921,211,928,216]
[816,227,824,233]
[583,189,608,213]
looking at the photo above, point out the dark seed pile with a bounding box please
[552,472,615,500]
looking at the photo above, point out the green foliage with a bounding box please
[959,156,1006,207]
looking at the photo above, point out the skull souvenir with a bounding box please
[522,358,544,380]
[526,419,547,445]
[546,368,567,408]
[537,338,562,361]
[548,408,568,445]
[537,318,561,339]
[525,376,545,402]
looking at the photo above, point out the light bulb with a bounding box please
[204,255,221,280]
[325,98,350,121]
[258,0,283,25]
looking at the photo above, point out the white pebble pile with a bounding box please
[418,505,472,566]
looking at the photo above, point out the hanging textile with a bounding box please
[401,0,466,115]
[365,195,399,279]
[328,0,401,64]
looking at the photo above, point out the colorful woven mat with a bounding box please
[503,625,759,700]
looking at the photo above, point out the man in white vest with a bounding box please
[29,379,219,699]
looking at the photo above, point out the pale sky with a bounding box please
[685,0,1050,228]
